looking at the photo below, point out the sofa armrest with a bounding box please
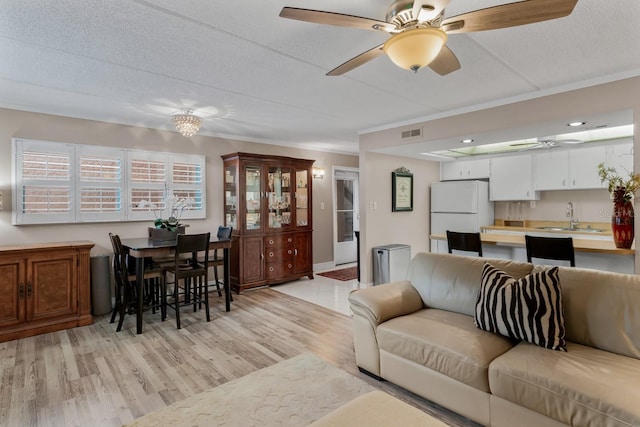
[349,281,423,326]
[349,281,423,376]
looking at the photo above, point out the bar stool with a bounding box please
[162,232,211,329]
[198,226,233,298]
[108,233,163,332]
[446,230,483,257]
[525,235,575,266]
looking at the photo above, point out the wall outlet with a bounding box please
[530,200,536,208]
[320,202,325,210]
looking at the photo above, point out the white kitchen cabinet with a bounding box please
[569,145,607,189]
[440,158,490,181]
[605,141,634,177]
[534,145,612,190]
[490,155,539,201]
[534,150,569,190]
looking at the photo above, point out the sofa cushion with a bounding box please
[489,341,640,427]
[377,308,515,392]
[408,253,533,317]
[475,263,566,351]
[551,266,640,359]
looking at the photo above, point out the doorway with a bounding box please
[333,167,359,265]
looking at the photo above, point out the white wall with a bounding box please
[357,151,439,283]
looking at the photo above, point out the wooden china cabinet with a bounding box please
[222,153,314,293]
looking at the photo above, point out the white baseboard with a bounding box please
[313,261,334,272]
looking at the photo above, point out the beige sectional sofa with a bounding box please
[349,252,640,427]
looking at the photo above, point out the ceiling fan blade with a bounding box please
[428,45,460,75]
[279,7,397,32]
[326,44,385,76]
[540,138,584,145]
[412,0,451,22]
[441,0,578,34]
[510,142,540,147]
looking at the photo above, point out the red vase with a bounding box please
[612,188,634,249]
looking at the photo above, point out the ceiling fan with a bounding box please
[510,137,584,151]
[279,0,578,76]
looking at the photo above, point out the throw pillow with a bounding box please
[475,263,566,351]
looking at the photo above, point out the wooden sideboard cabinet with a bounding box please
[222,153,314,293]
[0,241,94,342]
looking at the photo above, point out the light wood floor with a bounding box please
[0,289,478,427]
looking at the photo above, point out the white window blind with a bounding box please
[171,157,205,220]
[12,139,206,225]
[14,140,74,224]
[77,146,125,222]
[128,151,169,221]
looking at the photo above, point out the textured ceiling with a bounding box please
[1,0,639,157]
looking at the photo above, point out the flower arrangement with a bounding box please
[597,162,640,202]
[138,195,195,231]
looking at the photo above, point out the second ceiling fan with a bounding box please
[279,0,578,76]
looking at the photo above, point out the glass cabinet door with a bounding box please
[244,164,262,231]
[267,166,292,230]
[224,164,238,229]
[295,169,309,227]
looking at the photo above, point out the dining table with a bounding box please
[121,236,233,334]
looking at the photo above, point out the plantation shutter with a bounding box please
[14,139,74,224]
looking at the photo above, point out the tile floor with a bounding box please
[272,263,369,316]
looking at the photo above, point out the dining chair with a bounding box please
[162,232,211,329]
[446,230,483,257]
[108,233,163,332]
[199,226,233,298]
[525,235,575,267]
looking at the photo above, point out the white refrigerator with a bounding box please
[430,180,494,235]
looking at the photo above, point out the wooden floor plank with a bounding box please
[1,288,478,427]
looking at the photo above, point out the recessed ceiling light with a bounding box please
[461,138,473,143]
[568,121,586,127]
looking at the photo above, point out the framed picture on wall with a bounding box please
[392,168,413,212]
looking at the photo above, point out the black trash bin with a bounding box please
[91,255,112,316]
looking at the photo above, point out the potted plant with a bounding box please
[138,195,195,242]
[597,162,640,249]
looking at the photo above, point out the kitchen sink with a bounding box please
[536,226,604,233]
[574,227,605,233]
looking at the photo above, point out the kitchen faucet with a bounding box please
[566,202,579,230]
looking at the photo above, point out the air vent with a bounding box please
[401,127,422,139]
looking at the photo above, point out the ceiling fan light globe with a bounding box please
[383,27,447,71]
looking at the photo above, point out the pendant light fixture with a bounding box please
[171,108,202,137]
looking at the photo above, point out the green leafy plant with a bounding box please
[597,162,640,202]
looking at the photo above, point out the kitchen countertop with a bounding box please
[481,224,612,237]
[430,231,634,255]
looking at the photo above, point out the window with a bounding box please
[127,151,206,222]
[12,138,206,225]
[77,146,125,222]
[14,140,74,224]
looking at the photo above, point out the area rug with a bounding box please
[124,353,374,426]
[318,266,357,281]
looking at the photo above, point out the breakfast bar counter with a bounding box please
[430,232,634,255]
[430,227,634,274]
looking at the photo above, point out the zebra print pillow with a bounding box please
[475,263,566,351]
